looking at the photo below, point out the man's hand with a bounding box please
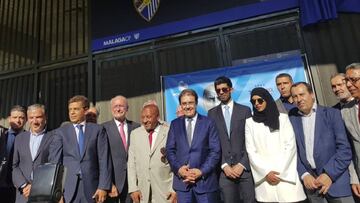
[167,192,177,203]
[22,184,31,198]
[92,189,107,203]
[223,165,237,179]
[265,171,280,185]
[352,184,360,198]
[130,191,142,203]
[189,168,202,180]
[108,184,119,198]
[315,173,332,195]
[178,165,195,184]
[303,174,318,190]
[232,164,244,178]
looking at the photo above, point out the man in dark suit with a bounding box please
[0,105,26,203]
[275,73,295,113]
[289,82,354,203]
[166,89,221,203]
[207,76,255,203]
[49,95,112,203]
[12,104,54,203]
[102,95,140,203]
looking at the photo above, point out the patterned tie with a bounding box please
[76,124,84,155]
[186,118,193,145]
[148,130,154,148]
[119,122,127,151]
[224,105,231,137]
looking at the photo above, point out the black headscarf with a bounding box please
[250,87,280,131]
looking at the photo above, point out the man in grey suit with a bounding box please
[208,76,256,203]
[343,63,360,199]
[102,95,140,203]
[0,105,26,203]
[275,73,295,113]
[49,95,112,203]
[12,104,53,203]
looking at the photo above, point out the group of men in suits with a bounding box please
[3,63,360,203]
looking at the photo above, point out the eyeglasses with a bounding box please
[215,87,230,94]
[345,77,360,84]
[251,98,265,105]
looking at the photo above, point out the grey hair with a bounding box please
[345,63,360,71]
[27,104,46,115]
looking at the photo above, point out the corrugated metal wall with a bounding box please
[0,0,89,128]
[0,0,359,128]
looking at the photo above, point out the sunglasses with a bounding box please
[251,98,265,105]
[215,87,230,94]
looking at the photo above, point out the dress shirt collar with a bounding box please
[114,118,127,127]
[298,103,317,117]
[186,113,198,122]
[73,121,86,128]
[30,128,46,136]
[221,99,234,110]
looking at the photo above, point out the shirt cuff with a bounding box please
[301,172,310,180]
[221,163,229,170]
[237,163,246,171]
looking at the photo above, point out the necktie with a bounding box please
[119,122,127,151]
[149,130,154,148]
[224,105,231,136]
[186,118,193,145]
[76,124,84,155]
[6,132,15,156]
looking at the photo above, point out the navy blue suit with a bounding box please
[166,114,221,201]
[289,105,352,198]
[49,123,112,202]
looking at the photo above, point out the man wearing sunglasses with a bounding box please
[127,103,175,203]
[342,63,360,200]
[208,76,256,203]
[275,73,295,113]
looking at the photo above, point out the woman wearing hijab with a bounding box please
[245,87,306,203]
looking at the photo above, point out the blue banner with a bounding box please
[163,55,306,122]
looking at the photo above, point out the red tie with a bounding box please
[119,123,127,151]
[148,130,154,147]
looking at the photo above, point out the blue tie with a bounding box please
[6,132,15,156]
[224,105,231,137]
[76,124,84,155]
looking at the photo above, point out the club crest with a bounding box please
[133,0,160,22]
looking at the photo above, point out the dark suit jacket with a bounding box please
[288,105,352,197]
[102,119,140,193]
[0,126,11,188]
[166,114,221,193]
[49,123,112,203]
[12,130,54,203]
[208,102,251,170]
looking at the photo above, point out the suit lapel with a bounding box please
[33,131,50,161]
[216,105,229,137]
[67,124,81,158]
[150,124,166,155]
[82,123,92,159]
[110,120,127,153]
[291,114,306,152]
[191,115,203,147]
[313,107,324,158]
[23,132,33,161]
[350,106,360,138]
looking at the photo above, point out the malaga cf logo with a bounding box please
[133,0,160,22]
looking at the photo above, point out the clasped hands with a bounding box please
[303,173,332,195]
[223,164,244,179]
[178,165,202,184]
